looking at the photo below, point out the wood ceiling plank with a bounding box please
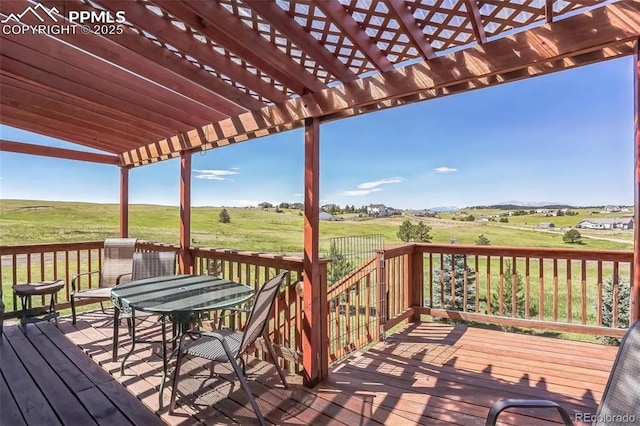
[0,140,119,165]
[313,0,394,72]
[161,0,326,95]
[0,47,195,132]
[0,75,170,140]
[93,0,290,103]
[243,0,358,83]
[464,0,487,44]
[1,107,129,153]
[121,1,640,165]
[0,31,224,126]
[385,0,436,60]
[34,0,257,114]
[0,100,140,151]
[0,84,157,145]
[0,70,177,137]
[0,0,240,117]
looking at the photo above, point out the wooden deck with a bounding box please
[1,311,618,425]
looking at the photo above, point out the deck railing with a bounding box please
[2,240,634,380]
[392,243,633,338]
[0,240,313,376]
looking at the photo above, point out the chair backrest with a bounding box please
[131,251,177,281]
[239,271,289,355]
[100,238,138,288]
[594,320,640,425]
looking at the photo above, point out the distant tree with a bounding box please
[218,208,231,223]
[278,202,290,209]
[258,202,273,209]
[475,234,490,245]
[397,219,414,242]
[413,221,433,243]
[499,217,509,223]
[556,210,565,216]
[397,220,433,243]
[563,229,583,244]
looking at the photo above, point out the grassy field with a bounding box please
[0,200,633,253]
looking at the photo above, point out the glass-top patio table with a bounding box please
[111,274,254,408]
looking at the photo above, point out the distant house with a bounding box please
[367,204,396,217]
[538,222,555,229]
[576,218,634,230]
[319,212,333,221]
[321,203,339,212]
[412,209,437,218]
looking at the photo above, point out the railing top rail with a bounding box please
[0,240,104,255]
[411,243,633,262]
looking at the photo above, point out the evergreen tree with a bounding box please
[397,219,414,242]
[218,208,231,223]
[490,260,537,318]
[327,241,353,285]
[413,221,433,242]
[475,234,490,245]
[597,276,630,344]
[432,251,476,311]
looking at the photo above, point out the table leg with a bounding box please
[120,308,137,376]
[158,318,168,409]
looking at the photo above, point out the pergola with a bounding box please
[1,0,640,385]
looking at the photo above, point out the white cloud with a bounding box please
[193,169,239,181]
[434,167,457,173]
[292,193,303,197]
[357,177,404,189]
[342,188,383,196]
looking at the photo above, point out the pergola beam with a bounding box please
[243,0,358,83]
[163,0,326,95]
[94,0,290,104]
[123,1,640,166]
[0,140,119,165]
[385,0,436,60]
[464,0,487,44]
[313,0,394,73]
[546,0,554,24]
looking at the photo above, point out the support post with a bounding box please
[633,40,640,322]
[119,166,129,238]
[179,151,193,274]
[302,117,322,386]
[410,246,424,322]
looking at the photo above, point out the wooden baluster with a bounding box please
[567,259,572,323]
[474,255,480,312]
[525,257,530,318]
[486,256,491,315]
[613,262,619,328]
[539,258,544,321]
[498,257,504,316]
[597,261,603,326]
[553,258,558,322]
[463,255,468,312]
[581,260,587,325]
[511,257,517,318]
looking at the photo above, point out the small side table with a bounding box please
[12,280,65,326]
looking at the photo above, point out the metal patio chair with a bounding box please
[486,321,640,426]
[112,251,177,361]
[169,271,289,426]
[70,238,137,324]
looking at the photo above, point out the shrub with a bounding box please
[499,217,509,223]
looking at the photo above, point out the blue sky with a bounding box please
[0,56,634,210]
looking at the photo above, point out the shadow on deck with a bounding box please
[1,311,617,425]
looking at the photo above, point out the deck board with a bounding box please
[1,312,620,425]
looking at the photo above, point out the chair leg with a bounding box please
[71,295,77,324]
[100,301,106,314]
[262,331,288,389]
[112,307,120,362]
[228,355,266,426]
[169,349,186,413]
